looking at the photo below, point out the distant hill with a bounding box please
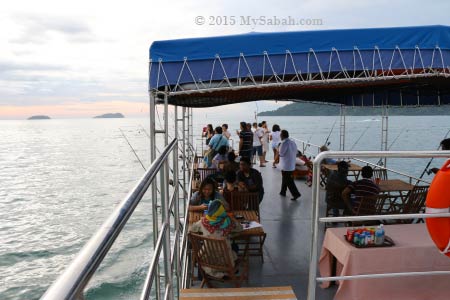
[94,113,124,118]
[28,115,51,120]
[258,102,450,116]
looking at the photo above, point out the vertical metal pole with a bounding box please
[173,106,180,298]
[381,106,389,167]
[149,91,161,300]
[190,108,194,149]
[307,155,323,300]
[339,105,346,151]
[160,90,173,299]
[182,107,187,214]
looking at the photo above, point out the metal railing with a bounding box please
[42,138,193,300]
[291,137,431,184]
[194,135,235,158]
[307,150,450,300]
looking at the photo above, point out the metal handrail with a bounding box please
[140,222,169,300]
[307,150,450,300]
[42,138,178,300]
[291,137,431,184]
[180,147,196,289]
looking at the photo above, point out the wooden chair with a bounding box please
[229,191,260,221]
[372,168,388,180]
[188,233,249,288]
[227,191,265,261]
[399,185,429,223]
[196,167,219,181]
[351,194,388,226]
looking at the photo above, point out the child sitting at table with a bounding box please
[189,200,243,278]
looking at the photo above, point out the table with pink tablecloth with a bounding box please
[319,223,450,300]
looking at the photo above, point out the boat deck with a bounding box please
[247,164,335,300]
[190,163,336,299]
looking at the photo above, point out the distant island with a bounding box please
[94,113,124,118]
[28,115,51,120]
[259,102,450,116]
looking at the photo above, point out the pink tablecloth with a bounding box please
[319,223,450,300]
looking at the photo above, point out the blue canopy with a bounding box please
[149,25,450,107]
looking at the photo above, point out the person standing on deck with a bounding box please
[222,123,231,140]
[261,121,270,164]
[279,130,301,201]
[252,122,265,167]
[270,124,281,168]
[238,121,253,160]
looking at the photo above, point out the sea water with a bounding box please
[1,115,448,299]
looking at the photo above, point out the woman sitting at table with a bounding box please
[189,177,228,212]
[222,151,240,174]
[189,200,243,278]
[212,145,228,170]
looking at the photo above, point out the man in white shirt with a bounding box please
[279,130,301,200]
[252,122,265,167]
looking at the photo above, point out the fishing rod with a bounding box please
[138,125,188,192]
[419,128,450,179]
[134,126,183,228]
[303,133,313,153]
[376,128,407,166]
[350,123,372,151]
[324,118,338,147]
[119,128,147,171]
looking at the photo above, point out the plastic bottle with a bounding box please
[375,225,385,245]
[350,194,356,205]
[353,232,360,245]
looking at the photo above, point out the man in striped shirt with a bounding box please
[238,121,253,160]
[342,166,380,212]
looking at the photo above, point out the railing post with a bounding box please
[306,154,323,300]
[149,91,161,300]
[339,105,346,151]
[173,106,180,298]
[381,105,389,167]
[182,107,187,214]
[161,90,173,300]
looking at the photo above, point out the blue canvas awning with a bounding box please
[149,25,450,107]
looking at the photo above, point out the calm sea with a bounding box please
[1,115,449,299]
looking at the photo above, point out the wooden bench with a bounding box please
[180,286,297,299]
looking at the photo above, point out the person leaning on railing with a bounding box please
[430,138,450,174]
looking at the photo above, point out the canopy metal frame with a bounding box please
[149,45,450,108]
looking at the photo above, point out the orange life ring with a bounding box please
[425,160,450,258]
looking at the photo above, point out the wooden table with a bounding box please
[180,286,297,299]
[378,179,415,211]
[321,162,362,186]
[189,210,266,259]
[319,224,450,300]
[189,210,263,238]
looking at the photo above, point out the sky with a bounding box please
[1,0,450,119]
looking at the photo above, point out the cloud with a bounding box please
[11,14,94,44]
[0,61,67,73]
